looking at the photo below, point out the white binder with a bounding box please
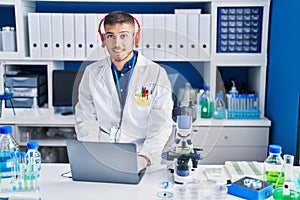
[85,13,98,60]
[28,13,41,58]
[165,14,176,59]
[187,14,200,60]
[97,13,107,60]
[63,13,75,58]
[176,13,187,59]
[40,13,52,58]
[51,13,64,58]
[199,14,211,60]
[142,14,154,59]
[154,14,165,59]
[75,14,86,58]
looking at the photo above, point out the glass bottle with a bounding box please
[264,144,284,188]
[26,141,42,190]
[199,85,213,119]
[0,140,14,192]
[213,92,226,119]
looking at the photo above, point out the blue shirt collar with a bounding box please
[111,51,138,80]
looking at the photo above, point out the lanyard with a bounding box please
[112,53,137,118]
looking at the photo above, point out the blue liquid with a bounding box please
[213,108,226,119]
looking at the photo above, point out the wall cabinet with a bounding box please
[0,0,271,164]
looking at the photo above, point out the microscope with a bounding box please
[162,115,203,184]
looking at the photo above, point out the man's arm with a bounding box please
[74,68,100,141]
[138,68,173,166]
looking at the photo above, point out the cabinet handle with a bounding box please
[224,135,228,139]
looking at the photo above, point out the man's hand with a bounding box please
[137,155,149,171]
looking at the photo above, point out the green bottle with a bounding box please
[263,144,284,188]
[200,86,213,118]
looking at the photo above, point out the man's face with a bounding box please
[104,23,135,62]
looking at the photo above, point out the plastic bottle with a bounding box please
[2,26,16,52]
[26,141,41,190]
[0,126,19,152]
[263,144,284,188]
[229,80,238,95]
[199,86,213,119]
[213,92,226,119]
[0,126,19,192]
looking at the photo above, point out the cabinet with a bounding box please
[0,0,271,164]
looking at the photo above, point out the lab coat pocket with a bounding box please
[135,93,151,107]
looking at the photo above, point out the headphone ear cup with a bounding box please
[100,34,105,47]
[135,30,141,47]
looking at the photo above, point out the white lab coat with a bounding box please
[74,53,173,166]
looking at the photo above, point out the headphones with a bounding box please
[98,14,141,47]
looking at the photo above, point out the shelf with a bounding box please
[0,110,75,126]
[19,139,69,147]
[192,117,271,127]
[24,0,210,2]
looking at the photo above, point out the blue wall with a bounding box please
[266,0,300,157]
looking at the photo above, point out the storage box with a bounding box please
[5,74,46,87]
[5,94,47,108]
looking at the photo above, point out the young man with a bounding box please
[74,11,173,170]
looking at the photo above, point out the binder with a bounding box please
[85,13,98,60]
[40,13,52,58]
[199,14,211,60]
[28,13,41,58]
[165,14,176,59]
[142,14,154,59]
[51,13,64,58]
[97,13,107,60]
[176,13,187,59]
[154,14,165,59]
[187,14,200,60]
[174,9,202,14]
[63,13,75,58]
[75,14,86,58]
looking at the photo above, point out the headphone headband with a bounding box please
[98,13,141,47]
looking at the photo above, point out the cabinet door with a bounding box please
[191,126,269,164]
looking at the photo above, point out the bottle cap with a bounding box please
[203,85,210,91]
[269,144,282,154]
[0,126,12,134]
[27,141,39,149]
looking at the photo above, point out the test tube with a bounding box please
[21,152,28,190]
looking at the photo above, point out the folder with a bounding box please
[142,14,154,59]
[40,13,52,58]
[85,13,98,60]
[75,14,86,58]
[187,14,200,60]
[63,13,75,58]
[51,13,64,58]
[131,13,143,52]
[165,14,176,59]
[176,13,187,59]
[199,14,211,60]
[97,13,107,60]
[28,13,41,58]
[154,14,165,59]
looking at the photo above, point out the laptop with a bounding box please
[66,140,146,184]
